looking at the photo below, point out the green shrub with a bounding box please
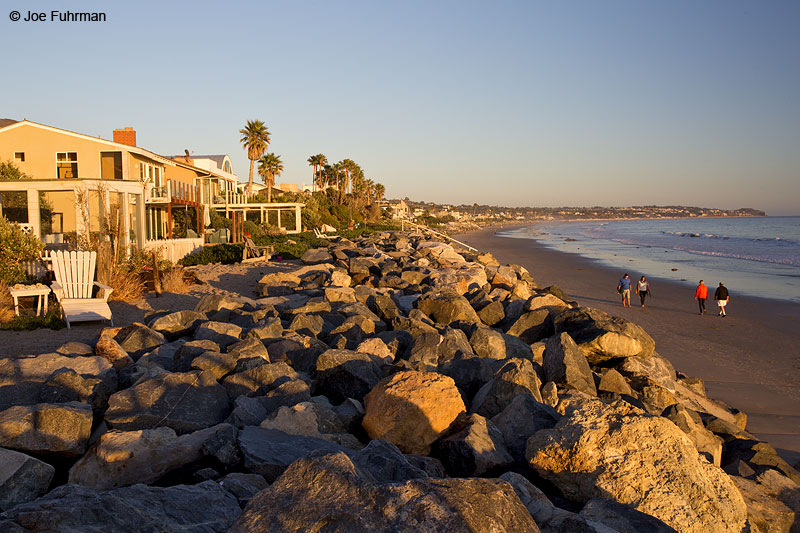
[179,244,244,266]
[0,311,65,331]
[0,216,44,283]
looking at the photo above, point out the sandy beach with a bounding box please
[459,225,800,464]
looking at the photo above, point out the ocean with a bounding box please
[500,216,800,303]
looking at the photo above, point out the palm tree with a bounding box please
[257,152,284,203]
[374,183,385,202]
[307,154,328,192]
[240,120,271,195]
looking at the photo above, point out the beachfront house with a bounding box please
[382,199,410,220]
[0,120,305,260]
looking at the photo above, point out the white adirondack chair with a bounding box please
[50,250,114,329]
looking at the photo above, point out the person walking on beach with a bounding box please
[636,276,651,307]
[618,273,632,307]
[695,280,708,315]
[715,282,730,317]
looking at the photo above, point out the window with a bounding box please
[100,151,123,180]
[223,160,231,173]
[56,152,78,179]
[14,152,25,162]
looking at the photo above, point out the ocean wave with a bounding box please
[670,246,800,267]
[661,231,795,244]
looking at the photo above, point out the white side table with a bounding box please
[9,284,52,317]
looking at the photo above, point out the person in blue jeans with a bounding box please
[618,273,632,307]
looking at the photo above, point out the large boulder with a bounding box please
[147,310,206,339]
[0,402,92,458]
[1,480,241,532]
[471,358,543,418]
[527,398,747,532]
[362,371,466,455]
[238,426,346,482]
[229,452,538,532]
[662,404,723,467]
[505,309,553,344]
[300,247,333,265]
[542,332,597,396]
[105,371,230,435]
[194,321,243,348]
[94,334,133,371]
[414,290,480,326]
[491,394,561,463]
[314,349,384,403]
[432,413,513,477]
[113,323,167,359]
[38,369,111,416]
[222,362,299,399]
[554,307,655,363]
[0,448,54,512]
[260,401,362,449]
[68,424,238,489]
[0,352,115,393]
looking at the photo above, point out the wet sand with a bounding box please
[459,226,800,465]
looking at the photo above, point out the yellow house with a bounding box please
[0,120,201,246]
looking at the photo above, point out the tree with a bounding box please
[307,154,328,192]
[257,153,284,203]
[239,120,271,195]
[373,183,385,202]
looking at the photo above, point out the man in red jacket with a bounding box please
[695,280,708,315]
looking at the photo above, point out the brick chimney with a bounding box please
[113,127,136,147]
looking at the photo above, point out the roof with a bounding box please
[0,119,18,128]
[0,120,175,166]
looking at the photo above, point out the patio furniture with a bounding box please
[8,284,51,317]
[243,237,273,261]
[50,250,114,329]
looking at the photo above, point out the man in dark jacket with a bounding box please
[714,282,730,317]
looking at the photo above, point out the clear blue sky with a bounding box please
[3,1,799,214]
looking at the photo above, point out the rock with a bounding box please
[238,426,346,482]
[662,404,723,467]
[173,339,221,372]
[414,289,481,326]
[138,339,185,371]
[618,353,677,391]
[94,334,133,370]
[477,252,500,266]
[195,321,243,348]
[0,448,55,512]
[579,498,678,533]
[543,332,597,396]
[0,352,115,392]
[1,480,241,532]
[229,452,538,532]
[432,413,513,476]
[194,293,245,313]
[477,300,506,326]
[471,358,543,418]
[68,423,238,489]
[114,323,167,359]
[362,370,466,455]
[506,309,553,344]
[348,439,429,482]
[355,337,393,362]
[147,310,206,339]
[260,401,362,449]
[190,351,238,380]
[0,402,92,458]
[301,247,333,264]
[328,268,352,287]
[469,326,508,359]
[314,349,384,403]
[222,362,299,399]
[247,317,284,340]
[597,368,634,396]
[500,471,603,532]
[287,314,324,337]
[105,371,230,435]
[525,293,570,315]
[730,475,795,533]
[527,398,747,533]
[540,381,559,407]
[555,307,655,363]
[219,472,269,507]
[324,287,357,303]
[227,337,270,360]
[55,341,94,355]
[38,369,111,416]
[491,394,561,463]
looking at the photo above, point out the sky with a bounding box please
[2,1,799,214]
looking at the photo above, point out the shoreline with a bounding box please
[457,225,800,465]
